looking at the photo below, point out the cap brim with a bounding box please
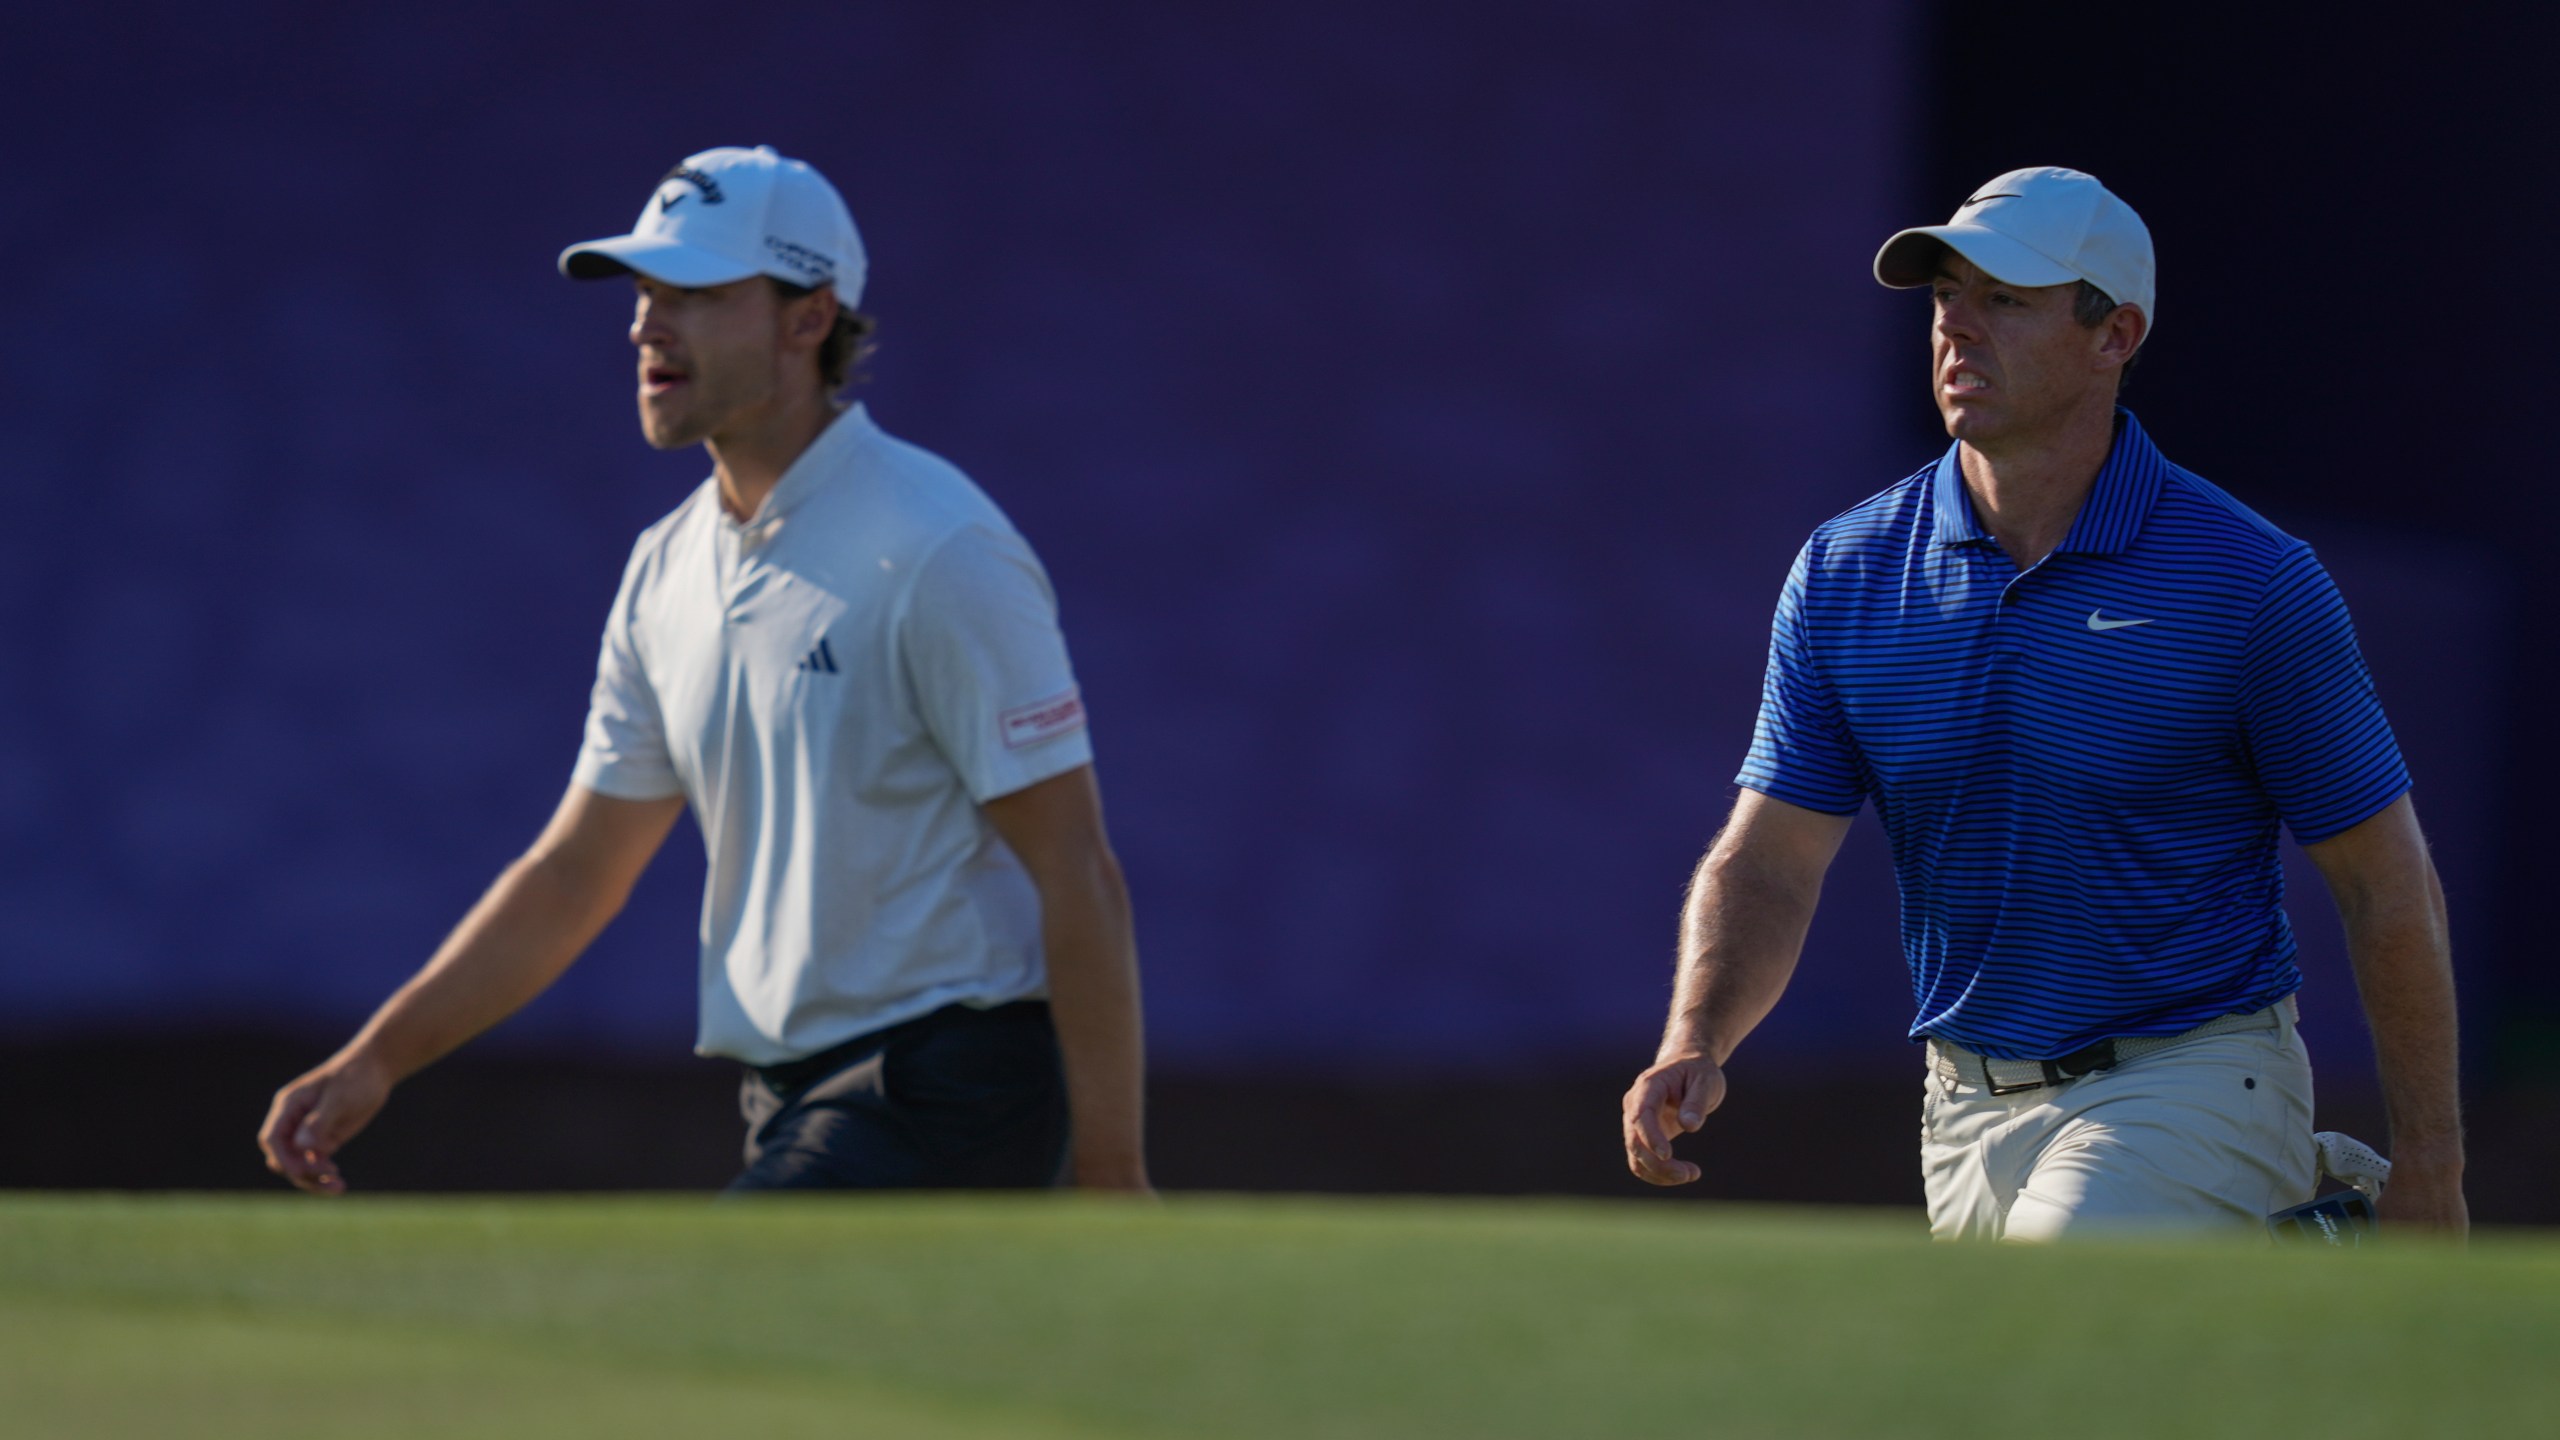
[557,234,762,287]
[1874,224,2082,290]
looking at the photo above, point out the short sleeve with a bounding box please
[569,539,685,801]
[2240,545,2409,842]
[902,524,1094,803]
[1733,543,1867,814]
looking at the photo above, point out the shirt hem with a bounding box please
[695,977,1051,1067]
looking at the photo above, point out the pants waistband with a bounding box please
[751,1000,1050,1094]
[1928,995,2295,1097]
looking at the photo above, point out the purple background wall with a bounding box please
[0,0,2538,1150]
[5,2,1931,1068]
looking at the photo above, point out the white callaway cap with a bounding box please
[559,145,866,310]
[1874,166,2154,334]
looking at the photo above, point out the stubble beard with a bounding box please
[638,397,713,451]
[637,353,787,453]
[637,372,737,451]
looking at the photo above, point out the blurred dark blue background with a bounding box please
[5,2,2553,1208]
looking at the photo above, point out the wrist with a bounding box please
[334,1037,406,1089]
[1655,1023,1725,1068]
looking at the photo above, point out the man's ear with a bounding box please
[787,288,839,347]
[2099,304,2148,370]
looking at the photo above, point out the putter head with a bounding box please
[2267,1189,2377,1247]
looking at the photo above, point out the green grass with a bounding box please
[3,1195,2555,1439]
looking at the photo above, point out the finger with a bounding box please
[295,1077,374,1158]
[1625,1072,1681,1157]
[265,1132,328,1192]
[295,1105,340,1156]
[301,1154,347,1195]
[279,1156,331,1195]
[274,1141,328,1189]
[1672,1082,1707,1133]
[1642,1102,1705,1185]
[262,1078,359,1195]
[258,1084,320,1175]
[1623,1087,1702,1186]
[1625,1141,1701,1187]
[287,1124,354,1197]
[1677,1063,1730,1134]
[1657,1087,1697,1143]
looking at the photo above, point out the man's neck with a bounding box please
[708,390,843,522]
[1957,399,2119,570]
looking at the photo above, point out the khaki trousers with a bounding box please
[1919,1003,2317,1242]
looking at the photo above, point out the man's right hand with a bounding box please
[1622,792,1847,1188]
[258,1051,393,1196]
[1621,1053,1729,1186]
[248,786,686,1197]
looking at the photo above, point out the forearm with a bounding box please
[340,852,628,1083]
[2300,798,2465,1232]
[1037,853,1147,1180]
[1624,794,1846,1186]
[1658,841,1825,1065]
[2342,862,2463,1158]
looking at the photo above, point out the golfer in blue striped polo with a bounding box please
[1621,168,2467,1239]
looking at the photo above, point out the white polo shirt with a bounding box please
[571,404,1094,1066]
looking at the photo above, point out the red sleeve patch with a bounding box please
[1000,690,1086,749]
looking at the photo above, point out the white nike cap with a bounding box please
[558,145,867,310]
[1873,166,2154,335]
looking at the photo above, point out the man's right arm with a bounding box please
[1621,789,1852,1186]
[257,784,686,1194]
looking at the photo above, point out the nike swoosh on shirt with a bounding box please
[2086,611,2154,631]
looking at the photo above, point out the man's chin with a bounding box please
[1939,403,2000,444]
[636,402,710,451]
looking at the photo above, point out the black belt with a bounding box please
[752,999,1049,1094]
[1928,1000,2291,1097]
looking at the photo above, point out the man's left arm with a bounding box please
[2300,793,2466,1236]
[981,764,1149,1193]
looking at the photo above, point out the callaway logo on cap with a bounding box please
[558,145,867,310]
[1872,165,2155,338]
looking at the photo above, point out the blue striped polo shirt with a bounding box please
[1737,411,2409,1060]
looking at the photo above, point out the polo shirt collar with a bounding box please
[1929,446,1990,547]
[1927,408,2167,555]
[734,402,875,528]
[2057,409,2169,554]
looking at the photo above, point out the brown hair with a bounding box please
[2071,279,2141,386]
[768,278,879,392]
[2071,280,2120,328]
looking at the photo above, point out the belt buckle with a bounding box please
[2054,1038,2120,1081]
[1984,1061,2058,1097]
[1982,1039,2120,1096]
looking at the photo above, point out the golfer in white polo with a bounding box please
[260,146,1148,1192]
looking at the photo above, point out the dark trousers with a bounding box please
[728,1000,1069,1192]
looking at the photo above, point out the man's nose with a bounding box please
[1934,297,1981,345]
[630,296,671,348]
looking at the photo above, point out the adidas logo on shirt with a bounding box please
[796,638,840,674]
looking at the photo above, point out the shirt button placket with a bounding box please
[1987,554,2025,725]
[721,525,749,627]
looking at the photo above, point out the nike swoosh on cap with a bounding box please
[1963,192,2022,206]
[2086,611,2154,631]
